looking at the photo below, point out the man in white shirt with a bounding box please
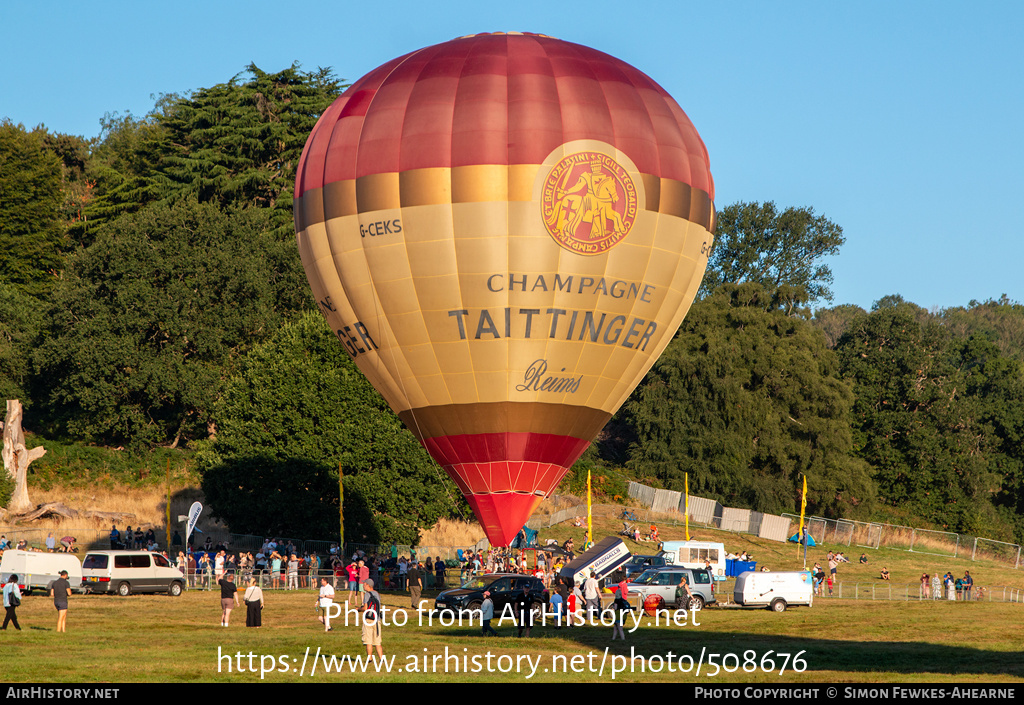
[318,577,335,631]
[583,571,601,617]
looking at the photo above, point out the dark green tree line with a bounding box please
[620,283,874,518]
[33,200,310,447]
[198,312,462,544]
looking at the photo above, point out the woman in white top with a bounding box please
[243,577,265,628]
[2,574,23,631]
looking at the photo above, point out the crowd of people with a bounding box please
[0,533,77,553]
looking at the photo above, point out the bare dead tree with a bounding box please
[2,399,47,513]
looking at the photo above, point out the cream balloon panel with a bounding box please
[297,222,414,412]
[303,196,711,415]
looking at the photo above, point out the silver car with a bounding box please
[626,567,715,610]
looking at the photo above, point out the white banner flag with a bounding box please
[185,501,203,546]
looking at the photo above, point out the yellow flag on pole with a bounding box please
[586,468,593,549]
[799,474,807,533]
[685,472,691,541]
[798,475,808,564]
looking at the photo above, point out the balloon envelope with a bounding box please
[294,33,714,545]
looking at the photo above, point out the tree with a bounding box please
[33,200,310,447]
[701,202,845,304]
[2,400,47,513]
[197,311,462,545]
[68,110,169,245]
[836,307,1019,535]
[940,295,1024,364]
[71,64,344,243]
[0,121,66,298]
[622,283,874,518]
[811,303,866,349]
[153,63,343,233]
[0,284,44,403]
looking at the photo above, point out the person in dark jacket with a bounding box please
[514,583,537,638]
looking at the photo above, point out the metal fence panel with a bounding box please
[877,523,916,551]
[628,482,657,507]
[908,528,959,558]
[720,507,753,533]
[685,496,720,525]
[651,489,682,514]
[846,520,881,549]
[972,537,1021,568]
[758,514,791,542]
[833,520,854,547]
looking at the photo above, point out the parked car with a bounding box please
[618,555,667,581]
[434,573,548,617]
[81,551,185,596]
[627,567,715,610]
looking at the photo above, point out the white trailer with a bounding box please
[0,550,83,593]
[733,570,814,612]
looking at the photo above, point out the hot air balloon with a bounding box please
[294,32,714,546]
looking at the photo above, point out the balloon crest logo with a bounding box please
[541,148,639,255]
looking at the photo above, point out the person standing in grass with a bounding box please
[361,579,384,660]
[50,570,71,633]
[931,572,942,601]
[287,554,299,590]
[307,553,320,589]
[963,571,973,600]
[243,577,264,628]
[2,574,22,631]
[407,560,423,610]
[219,572,239,627]
[480,590,497,636]
[270,551,283,589]
[317,577,335,632]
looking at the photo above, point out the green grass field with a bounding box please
[4,511,1022,684]
[3,582,1021,683]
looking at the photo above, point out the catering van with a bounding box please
[81,550,185,596]
[659,540,727,577]
[733,570,813,612]
[0,550,83,594]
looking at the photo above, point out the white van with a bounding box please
[0,550,83,594]
[81,551,185,596]
[659,540,727,577]
[733,570,814,612]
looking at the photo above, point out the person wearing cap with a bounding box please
[50,569,72,633]
[480,590,497,636]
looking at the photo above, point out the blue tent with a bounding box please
[788,532,816,547]
[511,525,538,548]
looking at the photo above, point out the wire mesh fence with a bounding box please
[972,538,1022,568]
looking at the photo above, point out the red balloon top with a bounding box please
[295,32,713,198]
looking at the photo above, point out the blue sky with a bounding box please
[3,0,1022,312]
